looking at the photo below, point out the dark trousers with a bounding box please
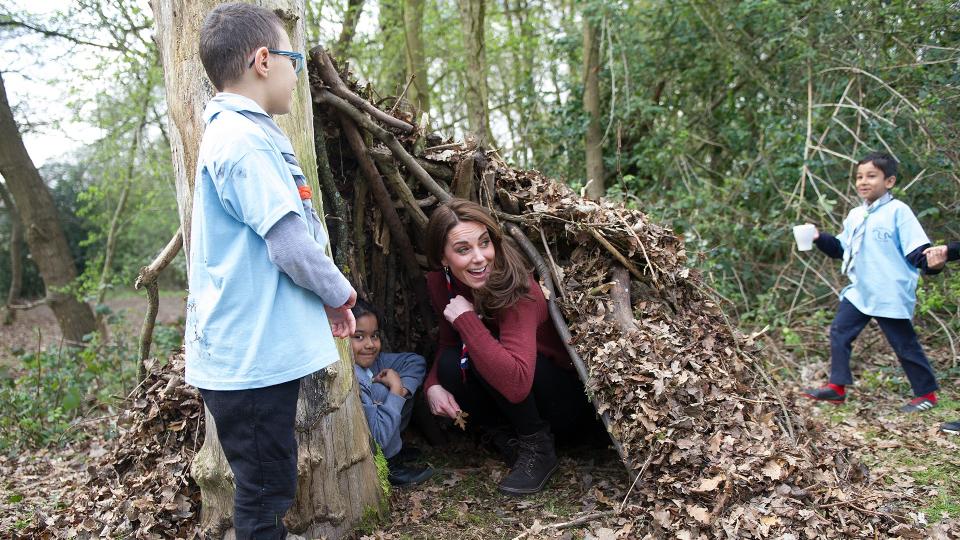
[199,378,300,540]
[436,347,600,441]
[829,299,938,396]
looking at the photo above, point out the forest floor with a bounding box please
[1,305,959,538]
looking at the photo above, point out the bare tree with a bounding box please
[582,12,604,199]
[332,0,364,59]
[0,179,22,325]
[457,0,493,145]
[0,71,97,342]
[403,0,429,113]
[150,0,384,537]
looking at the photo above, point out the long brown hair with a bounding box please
[426,199,532,313]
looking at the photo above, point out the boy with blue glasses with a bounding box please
[187,4,356,538]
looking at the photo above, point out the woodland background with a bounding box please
[0,0,959,537]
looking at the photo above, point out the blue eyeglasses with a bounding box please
[248,49,305,76]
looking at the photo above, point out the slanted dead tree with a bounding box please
[0,71,97,343]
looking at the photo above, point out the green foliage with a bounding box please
[0,321,178,454]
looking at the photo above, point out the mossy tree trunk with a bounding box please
[150,0,384,537]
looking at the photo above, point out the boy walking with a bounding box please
[185,4,356,539]
[804,152,941,413]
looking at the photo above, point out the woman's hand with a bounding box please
[426,385,461,419]
[325,305,356,338]
[443,295,474,323]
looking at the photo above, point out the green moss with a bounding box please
[374,443,391,497]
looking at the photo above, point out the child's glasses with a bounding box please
[248,49,305,76]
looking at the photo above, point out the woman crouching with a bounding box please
[423,198,600,495]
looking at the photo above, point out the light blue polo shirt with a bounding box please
[836,199,929,319]
[185,94,341,390]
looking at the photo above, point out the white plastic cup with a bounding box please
[793,223,816,251]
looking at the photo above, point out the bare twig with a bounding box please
[538,226,566,300]
[586,227,645,282]
[134,229,182,381]
[619,442,656,512]
[511,510,618,540]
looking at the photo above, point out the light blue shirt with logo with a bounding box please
[836,199,929,319]
[185,94,347,390]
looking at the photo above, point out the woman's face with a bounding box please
[441,221,496,290]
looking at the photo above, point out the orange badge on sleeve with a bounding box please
[298,185,312,201]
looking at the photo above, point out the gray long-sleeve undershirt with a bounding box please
[264,212,353,307]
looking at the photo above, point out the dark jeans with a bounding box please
[829,299,939,396]
[436,347,600,441]
[199,378,301,540]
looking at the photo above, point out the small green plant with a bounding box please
[0,321,178,453]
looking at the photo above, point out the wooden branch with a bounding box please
[587,228,645,282]
[314,115,350,270]
[134,229,183,291]
[134,229,182,382]
[416,195,437,208]
[497,188,520,215]
[337,112,435,328]
[538,226,565,300]
[451,154,476,200]
[375,158,429,232]
[505,222,632,474]
[310,47,415,134]
[314,88,451,204]
[7,298,46,310]
[609,265,634,333]
[415,157,454,181]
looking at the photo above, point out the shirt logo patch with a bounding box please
[873,228,893,242]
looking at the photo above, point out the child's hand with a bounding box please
[812,225,819,240]
[325,305,356,338]
[374,368,405,395]
[426,385,461,419]
[443,295,475,323]
[341,288,357,310]
[925,245,948,270]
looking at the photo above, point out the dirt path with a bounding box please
[0,292,187,368]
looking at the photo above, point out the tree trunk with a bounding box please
[403,0,429,113]
[378,0,406,96]
[457,0,493,145]
[96,103,149,314]
[0,180,22,325]
[332,0,364,60]
[150,1,384,537]
[0,72,97,342]
[582,13,604,199]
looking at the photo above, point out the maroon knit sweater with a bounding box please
[423,271,573,403]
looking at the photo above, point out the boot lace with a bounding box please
[513,437,540,476]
